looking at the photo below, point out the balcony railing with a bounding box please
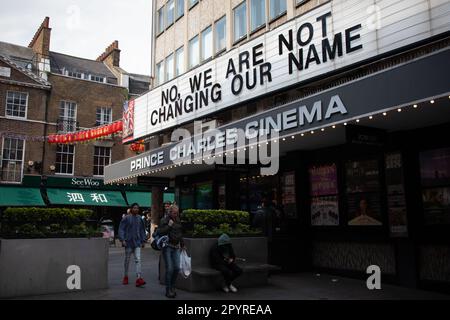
[57,119,79,133]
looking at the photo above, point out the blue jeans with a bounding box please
[162,246,181,291]
[124,247,142,278]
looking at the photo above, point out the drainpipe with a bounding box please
[150,0,157,89]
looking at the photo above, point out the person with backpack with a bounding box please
[118,203,147,287]
[210,234,243,293]
[158,204,184,298]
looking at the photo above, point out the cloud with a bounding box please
[0,0,152,75]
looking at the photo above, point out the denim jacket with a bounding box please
[118,214,147,249]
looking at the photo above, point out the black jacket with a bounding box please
[158,216,184,247]
[210,243,236,267]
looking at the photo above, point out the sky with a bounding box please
[0,0,153,75]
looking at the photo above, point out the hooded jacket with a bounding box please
[210,234,236,267]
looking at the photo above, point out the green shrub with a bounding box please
[182,209,250,225]
[0,207,100,239]
[182,209,261,237]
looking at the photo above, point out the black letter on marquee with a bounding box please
[189,73,203,93]
[322,33,343,63]
[231,75,244,95]
[260,63,272,85]
[226,59,237,79]
[151,110,158,126]
[288,49,303,74]
[305,45,321,69]
[316,12,332,38]
[162,89,170,106]
[279,30,293,55]
[211,84,222,103]
[204,68,213,88]
[239,51,250,72]
[346,24,363,53]
[297,22,314,46]
[253,43,264,66]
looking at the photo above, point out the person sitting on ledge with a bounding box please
[210,234,243,293]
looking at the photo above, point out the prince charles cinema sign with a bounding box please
[122,0,448,143]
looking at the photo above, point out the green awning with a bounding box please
[0,187,45,207]
[47,189,127,207]
[125,192,175,208]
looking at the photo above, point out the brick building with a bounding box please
[0,17,150,184]
[0,17,158,226]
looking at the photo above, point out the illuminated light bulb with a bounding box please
[356,119,360,123]
[291,136,295,139]
[321,128,325,132]
[430,100,435,104]
[344,123,348,126]
[397,108,402,112]
[301,133,305,137]
[383,112,387,116]
[332,125,336,129]
[283,138,286,141]
[413,104,418,108]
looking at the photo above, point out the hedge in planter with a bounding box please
[1,207,102,239]
[181,209,262,237]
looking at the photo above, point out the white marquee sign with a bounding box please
[132,0,449,141]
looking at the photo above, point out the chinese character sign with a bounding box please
[91,193,108,203]
[67,193,85,203]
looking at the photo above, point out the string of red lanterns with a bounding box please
[47,121,123,144]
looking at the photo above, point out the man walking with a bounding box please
[119,203,147,287]
[158,204,184,298]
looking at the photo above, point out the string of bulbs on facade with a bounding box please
[108,96,449,186]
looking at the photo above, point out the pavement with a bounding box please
[15,247,450,300]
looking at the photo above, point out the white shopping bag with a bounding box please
[179,249,192,279]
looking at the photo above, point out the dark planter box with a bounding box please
[159,237,272,292]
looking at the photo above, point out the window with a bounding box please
[176,0,184,19]
[1,138,24,183]
[251,0,266,31]
[56,144,75,175]
[189,35,200,69]
[166,53,174,81]
[215,16,227,53]
[67,70,83,79]
[5,91,28,118]
[270,0,287,20]
[234,2,247,42]
[296,0,310,5]
[157,7,165,33]
[175,46,185,76]
[201,26,213,62]
[90,75,105,83]
[156,61,165,85]
[94,147,111,177]
[189,0,198,9]
[59,101,77,133]
[167,0,175,26]
[96,107,112,126]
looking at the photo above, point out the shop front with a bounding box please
[0,175,175,237]
[105,43,450,291]
[105,0,450,291]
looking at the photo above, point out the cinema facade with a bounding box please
[106,0,450,291]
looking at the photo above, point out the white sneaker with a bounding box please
[229,284,238,293]
[222,286,230,293]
